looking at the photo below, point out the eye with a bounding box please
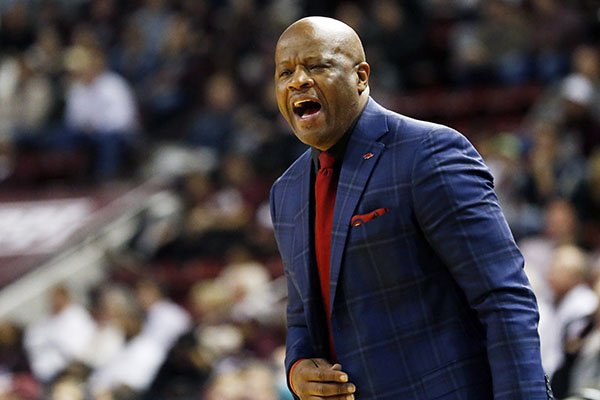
[309,64,328,71]
[278,69,292,78]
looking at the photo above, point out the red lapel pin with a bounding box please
[363,152,374,160]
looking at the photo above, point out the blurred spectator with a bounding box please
[147,279,237,398]
[80,0,123,48]
[25,25,65,79]
[521,199,580,301]
[203,367,245,400]
[477,132,533,236]
[219,258,285,360]
[146,161,254,263]
[186,73,237,156]
[0,53,53,139]
[450,0,532,85]
[108,25,156,89]
[0,321,36,400]
[559,74,600,157]
[571,45,600,120]
[23,286,97,384]
[124,190,183,263]
[126,170,212,264]
[518,121,586,207]
[204,360,279,400]
[563,278,600,396]
[245,199,281,260]
[128,0,171,57]
[572,150,600,250]
[138,12,198,139]
[190,279,243,366]
[89,279,190,396]
[526,45,600,156]
[529,0,585,82]
[366,0,427,90]
[239,360,278,400]
[0,3,35,53]
[184,158,253,256]
[220,260,275,325]
[271,345,294,400]
[50,376,84,400]
[521,202,583,377]
[425,0,482,17]
[0,372,40,400]
[333,2,366,34]
[0,52,53,179]
[544,246,597,380]
[537,293,561,379]
[79,285,139,370]
[572,44,600,85]
[62,44,140,180]
[219,152,266,209]
[136,280,190,349]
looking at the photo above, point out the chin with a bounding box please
[304,137,334,151]
[294,133,318,148]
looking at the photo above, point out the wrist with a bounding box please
[289,358,306,395]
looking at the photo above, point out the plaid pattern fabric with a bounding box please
[270,98,552,399]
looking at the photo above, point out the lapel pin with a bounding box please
[363,152,374,160]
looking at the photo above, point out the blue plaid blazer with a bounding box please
[270,98,552,399]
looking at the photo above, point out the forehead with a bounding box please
[275,26,347,63]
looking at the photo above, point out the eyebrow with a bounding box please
[277,56,334,67]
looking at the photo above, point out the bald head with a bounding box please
[274,17,370,150]
[277,17,366,64]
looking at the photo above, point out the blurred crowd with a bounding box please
[1,0,600,399]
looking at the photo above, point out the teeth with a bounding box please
[293,99,314,107]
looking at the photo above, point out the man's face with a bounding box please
[274,27,366,150]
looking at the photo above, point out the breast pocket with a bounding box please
[344,207,423,287]
[347,207,415,249]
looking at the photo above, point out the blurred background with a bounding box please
[0,0,599,399]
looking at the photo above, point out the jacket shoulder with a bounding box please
[272,148,310,188]
[270,148,311,213]
[383,107,455,144]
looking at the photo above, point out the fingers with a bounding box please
[291,358,356,400]
[302,362,348,383]
[330,363,342,371]
[303,381,356,397]
[307,368,348,383]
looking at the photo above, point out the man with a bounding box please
[270,16,553,400]
[63,44,139,180]
[89,279,191,396]
[24,286,97,383]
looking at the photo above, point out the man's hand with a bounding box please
[290,358,356,399]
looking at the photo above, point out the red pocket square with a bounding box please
[351,207,389,227]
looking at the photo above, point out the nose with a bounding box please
[288,67,314,91]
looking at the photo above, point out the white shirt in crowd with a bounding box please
[89,299,191,392]
[541,284,598,378]
[65,71,138,134]
[24,303,97,382]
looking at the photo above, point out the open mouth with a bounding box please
[293,99,322,118]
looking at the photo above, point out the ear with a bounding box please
[356,62,370,94]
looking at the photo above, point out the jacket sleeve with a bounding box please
[411,127,552,400]
[270,183,315,399]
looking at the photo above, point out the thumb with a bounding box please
[330,363,343,371]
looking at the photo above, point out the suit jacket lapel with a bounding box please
[293,152,329,353]
[291,152,314,302]
[329,99,389,316]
